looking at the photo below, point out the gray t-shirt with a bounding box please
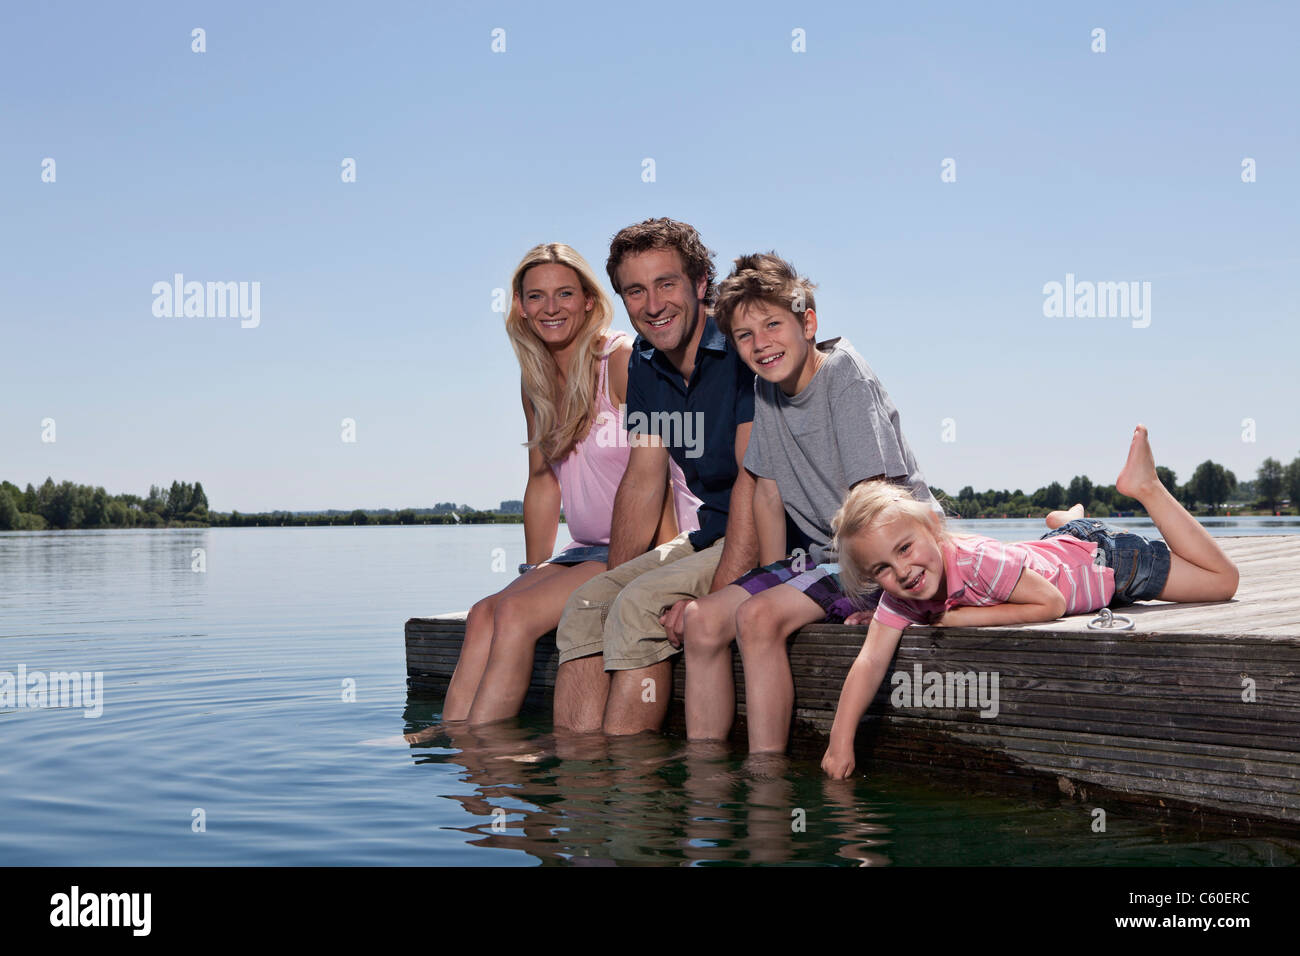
[743,337,936,564]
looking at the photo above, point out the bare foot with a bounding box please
[402,722,456,745]
[1116,424,1160,500]
[1045,503,1085,529]
[495,750,549,763]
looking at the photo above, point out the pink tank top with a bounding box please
[552,332,701,550]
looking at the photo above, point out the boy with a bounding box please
[677,252,937,753]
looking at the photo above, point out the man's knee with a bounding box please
[556,573,619,664]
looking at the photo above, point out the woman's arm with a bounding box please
[751,474,787,566]
[936,567,1066,627]
[822,617,905,779]
[520,382,561,566]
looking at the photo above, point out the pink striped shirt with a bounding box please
[874,533,1115,629]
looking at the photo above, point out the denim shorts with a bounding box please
[1040,517,1171,605]
[544,545,609,567]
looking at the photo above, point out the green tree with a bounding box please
[86,487,110,528]
[1286,456,1300,514]
[0,488,19,530]
[167,481,184,520]
[349,509,369,525]
[46,481,80,528]
[1032,481,1064,510]
[107,500,129,527]
[1188,460,1236,515]
[1066,476,1093,509]
[1257,457,1284,512]
[191,481,209,515]
[1156,466,1177,499]
[36,477,56,520]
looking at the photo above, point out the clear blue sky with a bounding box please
[2,1,1296,512]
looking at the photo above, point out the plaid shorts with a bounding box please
[733,558,880,623]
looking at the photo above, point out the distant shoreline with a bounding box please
[5,511,1298,533]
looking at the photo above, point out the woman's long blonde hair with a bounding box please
[832,481,957,600]
[505,243,616,463]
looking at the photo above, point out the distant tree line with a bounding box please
[5,453,1297,532]
[215,508,527,527]
[0,482,531,531]
[937,452,1300,519]
[0,478,208,531]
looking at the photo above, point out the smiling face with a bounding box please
[850,513,946,603]
[729,301,819,396]
[614,247,706,361]
[516,263,594,350]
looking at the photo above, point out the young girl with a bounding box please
[441,243,698,726]
[821,424,1239,779]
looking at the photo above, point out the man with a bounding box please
[552,218,758,734]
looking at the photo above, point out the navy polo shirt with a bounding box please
[625,314,755,550]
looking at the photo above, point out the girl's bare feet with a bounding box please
[1112,423,1238,603]
[1045,503,1085,529]
[1116,424,1161,499]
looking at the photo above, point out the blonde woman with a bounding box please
[443,243,699,725]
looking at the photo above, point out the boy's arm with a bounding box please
[936,567,1066,627]
[521,384,561,565]
[751,473,786,566]
[708,422,759,591]
[822,616,905,779]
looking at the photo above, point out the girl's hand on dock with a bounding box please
[821,746,855,780]
[844,610,873,626]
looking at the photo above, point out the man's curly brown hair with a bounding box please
[606,218,717,304]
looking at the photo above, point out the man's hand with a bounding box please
[660,598,694,648]
[821,745,856,780]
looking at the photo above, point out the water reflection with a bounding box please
[401,711,895,865]
[397,688,1300,867]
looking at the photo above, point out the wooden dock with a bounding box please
[406,535,1300,833]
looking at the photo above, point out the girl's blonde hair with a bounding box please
[832,481,955,599]
[505,243,617,463]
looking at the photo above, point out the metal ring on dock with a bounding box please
[1087,607,1135,631]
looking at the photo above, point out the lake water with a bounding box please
[2,522,1298,866]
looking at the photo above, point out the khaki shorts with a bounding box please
[555,533,726,671]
